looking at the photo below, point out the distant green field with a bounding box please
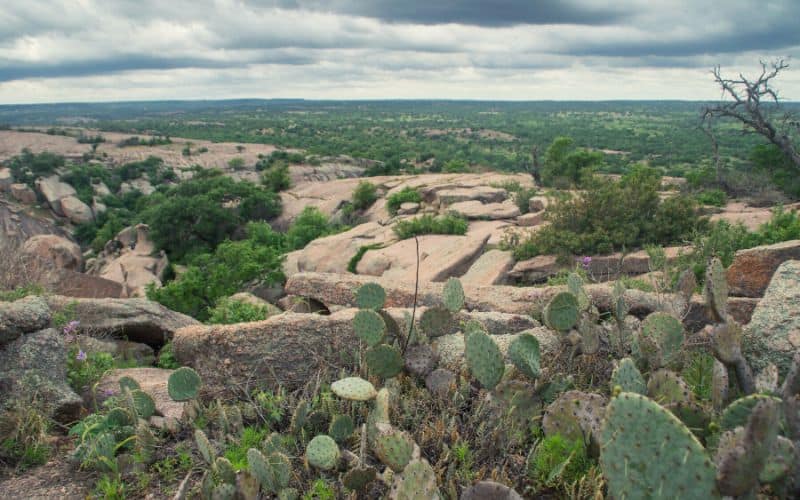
[1,99,795,176]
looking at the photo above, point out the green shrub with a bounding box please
[156,342,180,369]
[8,149,65,186]
[513,167,702,260]
[347,243,384,273]
[352,181,378,210]
[393,213,468,240]
[224,426,269,470]
[443,159,469,173]
[0,284,44,302]
[514,187,538,215]
[262,162,291,192]
[207,297,273,324]
[529,434,592,489]
[541,137,603,188]
[0,404,51,472]
[695,189,727,207]
[386,187,422,215]
[286,206,336,250]
[67,350,115,393]
[228,157,246,170]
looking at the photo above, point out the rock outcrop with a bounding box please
[34,175,77,217]
[726,240,800,297]
[460,249,515,286]
[0,295,51,345]
[10,183,36,204]
[743,260,800,377]
[21,234,83,271]
[95,368,185,424]
[59,196,94,224]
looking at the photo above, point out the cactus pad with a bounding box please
[543,291,579,331]
[118,376,140,392]
[342,465,377,492]
[130,389,156,419]
[676,268,697,302]
[214,456,236,485]
[639,312,684,368]
[329,414,355,443]
[374,423,414,472]
[366,345,404,379]
[306,435,340,470]
[464,325,504,390]
[665,401,710,439]
[705,257,728,321]
[419,307,456,338]
[356,283,386,310]
[194,429,215,465]
[212,483,236,500]
[442,277,465,313]
[331,377,377,401]
[610,358,646,395]
[542,390,607,448]
[105,407,134,428]
[711,359,729,410]
[290,400,309,433]
[248,448,291,493]
[647,369,693,405]
[600,392,719,500]
[404,344,438,377]
[711,321,743,365]
[168,366,202,401]
[367,388,391,447]
[720,393,782,431]
[353,309,386,347]
[715,399,779,496]
[391,458,441,500]
[492,381,543,439]
[567,272,590,311]
[760,435,795,483]
[507,334,541,380]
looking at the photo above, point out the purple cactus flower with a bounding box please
[63,320,80,336]
[578,256,592,270]
[76,349,87,362]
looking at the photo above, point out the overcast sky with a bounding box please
[1,0,799,104]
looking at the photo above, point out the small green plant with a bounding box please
[224,426,269,470]
[207,297,273,324]
[347,243,383,273]
[0,283,45,302]
[67,350,115,393]
[0,404,51,471]
[393,213,468,240]
[386,186,422,215]
[263,163,291,192]
[352,181,378,211]
[302,479,337,500]
[695,188,727,207]
[94,474,127,500]
[683,352,715,401]
[156,342,180,369]
[530,434,592,489]
[228,157,246,170]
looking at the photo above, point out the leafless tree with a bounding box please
[701,59,800,170]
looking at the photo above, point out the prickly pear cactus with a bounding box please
[715,399,779,496]
[168,366,202,402]
[543,291,579,332]
[705,257,728,322]
[442,277,465,313]
[306,435,340,470]
[647,369,693,405]
[329,414,355,443]
[612,281,628,320]
[366,344,404,379]
[542,390,607,449]
[194,428,215,465]
[665,401,710,439]
[404,344,438,377]
[373,423,415,472]
[331,377,377,401]
[367,388,391,448]
[390,459,441,500]
[711,321,743,365]
[760,435,796,483]
[248,448,291,494]
[638,312,684,368]
[507,333,541,380]
[353,310,386,346]
[131,389,156,419]
[711,359,729,410]
[356,282,386,310]
[214,456,236,485]
[464,324,504,390]
[610,357,646,395]
[676,268,697,303]
[600,393,720,500]
[118,376,141,392]
[105,407,134,428]
[291,400,309,433]
[342,465,377,492]
[211,483,236,500]
[567,272,590,311]
[135,421,156,464]
[720,393,783,431]
[419,307,455,338]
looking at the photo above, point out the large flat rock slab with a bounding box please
[461,249,515,286]
[727,240,800,297]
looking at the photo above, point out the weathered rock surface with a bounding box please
[41,269,123,299]
[448,200,520,220]
[435,326,560,372]
[286,272,686,318]
[95,368,184,423]
[436,186,507,205]
[228,292,282,318]
[396,202,420,215]
[45,295,199,345]
[356,234,490,282]
[10,183,36,204]
[0,167,12,190]
[460,249,515,286]
[743,260,800,376]
[22,234,83,271]
[173,310,360,393]
[34,175,76,216]
[0,198,70,250]
[0,295,51,345]
[77,336,155,365]
[727,240,800,297]
[517,211,545,227]
[59,196,94,224]
[0,328,82,423]
[684,295,760,332]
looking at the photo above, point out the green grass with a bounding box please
[224,426,270,470]
[393,213,468,240]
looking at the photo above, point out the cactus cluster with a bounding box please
[636,311,684,369]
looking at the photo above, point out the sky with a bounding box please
[1,0,799,104]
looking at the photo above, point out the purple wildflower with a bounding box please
[76,350,87,362]
[578,256,592,270]
[63,320,80,335]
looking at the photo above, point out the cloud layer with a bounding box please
[1,0,798,103]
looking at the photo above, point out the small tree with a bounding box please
[702,59,800,171]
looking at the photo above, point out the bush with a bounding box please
[540,137,603,188]
[228,157,246,170]
[285,206,336,250]
[207,297,273,324]
[515,187,538,214]
[352,181,378,210]
[695,188,727,207]
[262,162,291,192]
[147,222,286,320]
[8,149,65,186]
[386,187,422,215]
[513,166,702,260]
[393,213,468,240]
